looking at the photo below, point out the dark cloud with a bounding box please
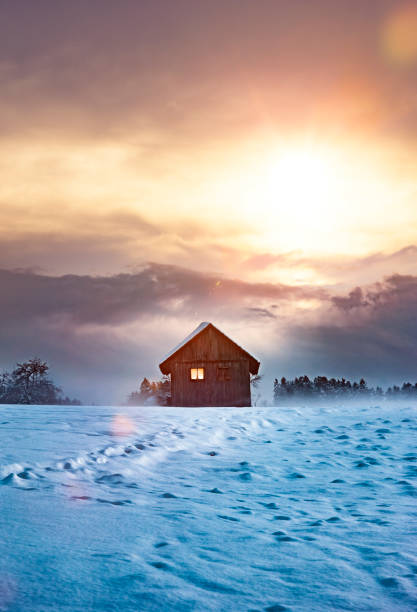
[332,273,417,313]
[1,264,416,403]
[0,264,323,326]
[245,307,277,319]
[332,287,368,310]
[284,273,417,385]
[0,264,323,402]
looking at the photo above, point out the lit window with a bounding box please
[191,367,205,380]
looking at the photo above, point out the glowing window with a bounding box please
[190,367,205,380]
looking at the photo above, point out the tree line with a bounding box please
[0,358,80,405]
[126,376,171,406]
[273,375,417,403]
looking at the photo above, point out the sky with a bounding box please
[1,0,417,403]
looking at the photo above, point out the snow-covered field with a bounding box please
[0,403,416,611]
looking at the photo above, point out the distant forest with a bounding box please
[127,374,417,406]
[273,375,417,403]
[0,358,80,405]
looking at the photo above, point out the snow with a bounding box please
[0,403,416,611]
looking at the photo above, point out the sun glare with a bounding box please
[227,142,401,256]
[256,147,343,242]
[266,150,333,214]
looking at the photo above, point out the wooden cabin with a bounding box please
[159,322,260,407]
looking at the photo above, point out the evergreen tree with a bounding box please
[127,376,171,406]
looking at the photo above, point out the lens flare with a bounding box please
[382,3,417,65]
[111,414,135,437]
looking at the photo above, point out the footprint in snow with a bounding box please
[274,533,296,542]
[288,472,305,479]
[96,498,132,506]
[378,577,398,588]
[364,456,380,465]
[239,472,252,481]
[95,473,124,485]
[150,561,170,570]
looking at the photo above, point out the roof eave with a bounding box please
[249,359,260,375]
[159,360,171,375]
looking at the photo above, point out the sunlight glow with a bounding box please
[265,149,335,220]
[212,141,410,257]
[3,134,416,273]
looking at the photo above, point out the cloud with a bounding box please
[1,264,417,404]
[242,245,417,288]
[0,264,324,326]
[0,0,416,143]
[0,264,324,403]
[332,287,369,310]
[332,273,417,313]
[283,273,417,385]
[245,307,277,320]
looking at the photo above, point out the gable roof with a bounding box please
[159,322,260,374]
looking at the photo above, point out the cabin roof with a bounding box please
[159,321,260,374]
[161,321,211,363]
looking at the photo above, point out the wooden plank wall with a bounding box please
[167,327,252,406]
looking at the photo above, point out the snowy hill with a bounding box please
[0,403,416,611]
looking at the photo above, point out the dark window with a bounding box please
[217,366,231,381]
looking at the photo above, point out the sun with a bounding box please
[201,140,399,257]
[238,145,354,254]
[265,149,335,218]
